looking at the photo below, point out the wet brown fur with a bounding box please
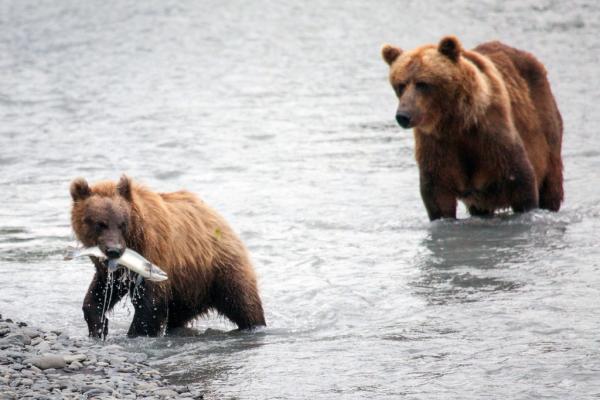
[70,176,266,337]
[382,36,563,220]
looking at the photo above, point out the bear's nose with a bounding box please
[105,246,124,259]
[395,112,412,129]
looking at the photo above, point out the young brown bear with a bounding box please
[382,36,563,220]
[70,176,266,338]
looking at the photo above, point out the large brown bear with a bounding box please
[381,36,563,220]
[70,176,266,338]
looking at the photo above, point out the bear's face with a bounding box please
[70,176,133,259]
[382,36,464,133]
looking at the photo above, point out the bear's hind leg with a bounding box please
[467,205,494,218]
[165,301,209,332]
[538,157,563,211]
[211,267,266,330]
[508,154,539,213]
[128,282,169,337]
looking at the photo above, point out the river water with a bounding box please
[1,1,600,399]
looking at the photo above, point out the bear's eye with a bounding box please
[395,83,406,95]
[415,81,432,92]
[119,222,127,231]
[95,221,108,231]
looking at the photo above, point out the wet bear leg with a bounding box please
[211,267,266,330]
[128,282,169,337]
[467,205,494,217]
[82,271,129,339]
[509,154,539,213]
[538,156,563,211]
[419,170,457,221]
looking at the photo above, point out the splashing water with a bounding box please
[100,271,115,340]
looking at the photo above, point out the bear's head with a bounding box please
[382,36,485,134]
[70,175,134,260]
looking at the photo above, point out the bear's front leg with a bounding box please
[128,281,169,337]
[419,170,457,221]
[82,270,128,339]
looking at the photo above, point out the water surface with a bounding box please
[1,0,600,398]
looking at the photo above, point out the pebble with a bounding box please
[21,329,40,340]
[20,378,33,387]
[68,361,83,370]
[0,391,17,400]
[34,341,51,353]
[63,354,86,363]
[81,384,113,393]
[155,388,179,398]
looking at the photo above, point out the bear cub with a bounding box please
[70,175,266,338]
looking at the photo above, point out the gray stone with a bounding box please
[117,365,135,373]
[31,382,50,391]
[109,355,127,365]
[63,354,86,364]
[170,385,188,393]
[155,389,179,398]
[0,334,30,348]
[126,353,148,363]
[21,328,40,340]
[0,391,17,400]
[24,354,66,370]
[136,382,158,391]
[81,384,113,394]
[20,378,33,386]
[50,342,64,350]
[20,369,34,377]
[8,363,24,371]
[43,334,57,342]
[30,337,42,346]
[68,361,83,370]
[35,341,51,353]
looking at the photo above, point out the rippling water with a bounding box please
[1,0,600,398]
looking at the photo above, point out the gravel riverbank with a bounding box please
[0,314,204,399]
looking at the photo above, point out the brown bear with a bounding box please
[70,176,266,338]
[381,36,563,220]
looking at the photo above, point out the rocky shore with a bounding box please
[0,314,203,399]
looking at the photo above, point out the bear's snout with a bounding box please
[395,112,412,129]
[102,243,125,259]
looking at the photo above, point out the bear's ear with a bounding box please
[381,44,403,66]
[70,178,91,202]
[117,175,133,202]
[438,35,462,62]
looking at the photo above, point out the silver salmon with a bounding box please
[65,244,168,282]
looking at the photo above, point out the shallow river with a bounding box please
[1,0,600,398]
